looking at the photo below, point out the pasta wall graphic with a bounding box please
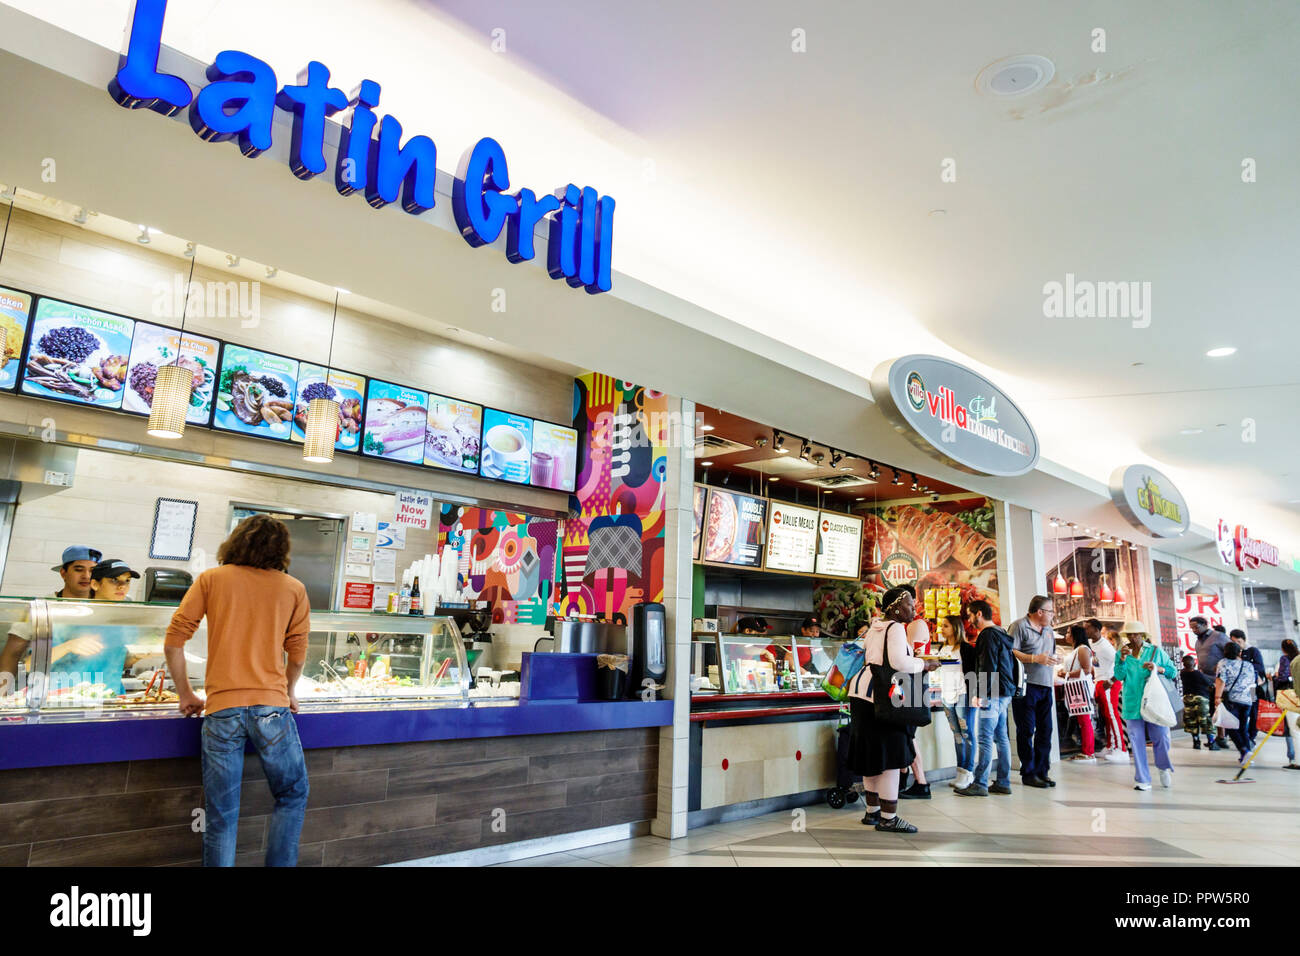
[557,373,670,619]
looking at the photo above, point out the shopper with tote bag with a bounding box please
[1112,621,1179,791]
[846,585,939,834]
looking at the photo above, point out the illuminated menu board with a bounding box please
[213,343,299,440]
[122,322,220,427]
[480,409,533,484]
[21,298,135,409]
[816,511,864,579]
[362,380,429,464]
[0,286,33,390]
[764,502,819,574]
[703,489,766,568]
[424,393,483,475]
[290,364,365,453]
[530,420,578,491]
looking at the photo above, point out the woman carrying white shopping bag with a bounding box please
[1112,621,1179,791]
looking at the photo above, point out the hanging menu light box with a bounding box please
[702,488,767,569]
[0,286,34,391]
[213,343,298,440]
[21,298,136,409]
[816,511,864,579]
[291,363,366,454]
[764,502,819,574]
[122,321,221,427]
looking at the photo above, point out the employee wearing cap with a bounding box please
[0,545,102,692]
[90,559,141,602]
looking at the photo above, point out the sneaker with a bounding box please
[954,783,988,797]
[861,809,881,825]
[875,815,918,833]
[1134,782,1152,791]
[989,783,1013,795]
[1160,769,1173,789]
[1105,752,1129,763]
[900,782,931,800]
[1283,764,1300,771]
[1068,754,1097,763]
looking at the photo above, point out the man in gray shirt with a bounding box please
[1191,617,1228,677]
[1009,595,1061,788]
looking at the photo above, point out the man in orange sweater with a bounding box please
[164,514,312,867]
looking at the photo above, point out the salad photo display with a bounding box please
[122,322,219,425]
[21,298,136,408]
[213,343,298,439]
[0,286,33,391]
[363,380,429,464]
[291,363,365,452]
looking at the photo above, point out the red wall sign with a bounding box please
[344,582,376,610]
[1217,518,1279,571]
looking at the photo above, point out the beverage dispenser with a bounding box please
[628,602,667,699]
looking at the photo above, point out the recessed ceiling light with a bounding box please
[855,497,866,501]
[700,424,714,432]
[1206,347,1236,358]
[976,54,1055,97]
[1180,428,1203,435]
[700,461,714,467]
[769,477,780,482]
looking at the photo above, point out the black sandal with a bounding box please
[875,816,918,834]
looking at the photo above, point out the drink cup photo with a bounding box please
[532,450,555,486]
[486,424,527,475]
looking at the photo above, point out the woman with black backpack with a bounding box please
[847,585,940,834]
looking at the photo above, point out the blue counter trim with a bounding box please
[0,699,673,770]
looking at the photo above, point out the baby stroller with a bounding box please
[825,706,862,809]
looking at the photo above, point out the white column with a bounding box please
[652,398,694,839]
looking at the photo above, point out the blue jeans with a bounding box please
[974,696,1011,788]
[201,705,310,867]
[1125,718,1172,785]
[1221,700,1252,757]
[1011,684,1054,779]
[944,699,977,772]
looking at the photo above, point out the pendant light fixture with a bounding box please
[0,189,17,365]
[1050,518,1067,596]
[1098,544,1113,604]
[1067,525,1084,599]
[147,246,199,439]
[1112,543,1128,607]
[303,290,344,463]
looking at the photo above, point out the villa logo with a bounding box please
[1042,273,1151,329]
[968,394,998,424]
[905,371,926,411]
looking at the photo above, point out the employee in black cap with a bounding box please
[845,585,939,834]
[89,559,141,602]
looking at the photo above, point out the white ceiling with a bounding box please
[6,0,1300,562]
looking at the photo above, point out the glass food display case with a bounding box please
[710,632,845,694]
[0,598,470,722]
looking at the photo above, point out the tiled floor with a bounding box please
[492,735,1300,867]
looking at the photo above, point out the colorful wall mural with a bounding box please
[438,505,559,626]
[556,373,671,619]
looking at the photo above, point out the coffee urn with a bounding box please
[628,602,667,699]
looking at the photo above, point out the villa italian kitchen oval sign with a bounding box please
[871,355,1040,477]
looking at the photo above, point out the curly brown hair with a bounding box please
[217,514,291,571]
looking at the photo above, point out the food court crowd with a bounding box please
[845,586,1300,834]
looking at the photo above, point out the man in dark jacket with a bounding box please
[956,600,1016,798]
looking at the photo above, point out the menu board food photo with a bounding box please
[765,502,819,574]
[122,322,220,425]
[703,489,766,568]
[21,298,136,408]
[480,409,533,483]
[0,286,33,390]
[530,421,578,491]
[815,511,864,579]
[363,380,429,464]
[292,363,365,453]
[424,394,482,474]
[213,344,298,439]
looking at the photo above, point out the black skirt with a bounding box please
[848,695,916,777]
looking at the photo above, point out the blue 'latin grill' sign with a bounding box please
[107,0,615,294]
